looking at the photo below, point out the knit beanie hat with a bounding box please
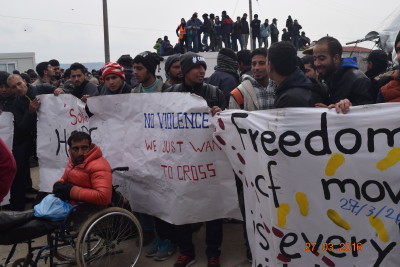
[165,54,181,76]
[101,62,125,80]
[133,51,162,76]
[180,52,207,76]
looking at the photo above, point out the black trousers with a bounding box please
[176,219,223,258]
[10,142,31,211]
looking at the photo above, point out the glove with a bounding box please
[52,182,73,201]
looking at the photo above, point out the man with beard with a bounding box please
[164,52,225,267]
[49,59,62,87]
[313,36,373,113]
[164,54,183,87]
[32,61,55,86]
[7,74,63,210]
[52,131,112,206]
[230,48,275,110]
[69,62,99,101]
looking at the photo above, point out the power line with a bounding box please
[0,14,169,32]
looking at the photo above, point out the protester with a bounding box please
[176,18,187,54]
[214,16,223,51]
[291,19,302,50]
[270,18,279,44]
[208,48,239,107]
[49,59,62,87]
[232,16,244,52]
[267,41,313,108]
[0,71,15,112]
[260,19,270,48]
[186,13,203,53]
[52,131,112,206]
[241,13,250,50]
[363,50,389,101]
[68,62,99,101]
[300,31,311,49]
[313,36,373,112]
[230,48,275,110]
[282,28,291,41]
[376,31,400,103]
[32,61,55,86]
[99,62,132,95]
[201,13,212,52]
[164,52,225,267]
[237,49,252,80]
[117,54,138,88]
[132,51,168,93]
[164,54,183,87]
[221,11,233,49]
[250,14,261,49]
[301,55,318,80]
[7,74,63,211]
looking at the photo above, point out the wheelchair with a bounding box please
[0,167,143,267]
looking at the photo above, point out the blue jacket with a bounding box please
[186,18,203,36]
[260,23,270,38]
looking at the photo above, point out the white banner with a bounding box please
[213,104,400,267]
[38,93,240,224]
[37,94,89,192]
[0,111,14,205]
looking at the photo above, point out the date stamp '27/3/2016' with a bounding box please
[305,242,363,252]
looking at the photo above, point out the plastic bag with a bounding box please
[34,194,73,221]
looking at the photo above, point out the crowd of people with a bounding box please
[153,12,311,56]
[1,24,400,266]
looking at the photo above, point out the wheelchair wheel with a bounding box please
[11,257,34,267]
[75,207,143,267]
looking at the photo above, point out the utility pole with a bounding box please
[102,0,110,62]
[249,0,253,51]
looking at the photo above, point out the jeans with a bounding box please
[252,36,261,49]
[232,34,244,51]
[292,35,300,50]
[242,34,249,49]
[202,32,210,51]
[222,33,231,49]
[187,34,199,53]
[261,36,269,48]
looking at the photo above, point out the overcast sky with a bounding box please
[1,0,399,64]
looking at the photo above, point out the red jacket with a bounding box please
[58,144,112,206]
[0,138,16,202]
[381,71,400,102]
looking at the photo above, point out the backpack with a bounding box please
[111,185,132,212]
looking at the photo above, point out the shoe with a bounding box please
[145,237,162,257]
[208,256,221,267]
[174,254,196,267]
[154,239,176,261]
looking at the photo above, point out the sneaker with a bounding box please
[154,239,176,261]
[208,256,221,267]
[174,254,196,267]
[145,237,162,257]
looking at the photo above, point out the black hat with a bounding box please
[365,50,388,65]
[180,52,207,76]
[133,51,163,76]
[117,54,133,69]
[202,13,208,18]
[273,18,277,22]
[219,48,237,61]
[165,54,180,75]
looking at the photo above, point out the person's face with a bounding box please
[313,43,338,78]
[0,84,14,98]
[366,61,373,71]
[185,65,205,85]
[134,63,152,84]
[71,69,86,87]
[304,63,318,79]
[45,64,55,77]
[104,74,124,92]
[7,76,28,96]
[251,54,268,82]
[30,77,37,84]
[396,41,400,64]
[52,65,61,77]
[168,61,183,81]
[69,139,91,165]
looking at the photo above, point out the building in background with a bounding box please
[0,52,35,73]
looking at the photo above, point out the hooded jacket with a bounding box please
[324,57,373,105]
[57,144,112,206]
[274,68,314,108]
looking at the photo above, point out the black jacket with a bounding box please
[0,95,15,112]
[274,68,314,108]
[12,83,55,147]
[250,19,261,36]
[324,60,373,105]
[163,82,225,109]
[241,18,249,34]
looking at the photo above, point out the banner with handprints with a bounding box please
[213,104,400,266]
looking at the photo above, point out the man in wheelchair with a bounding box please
[52,131,112,207]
